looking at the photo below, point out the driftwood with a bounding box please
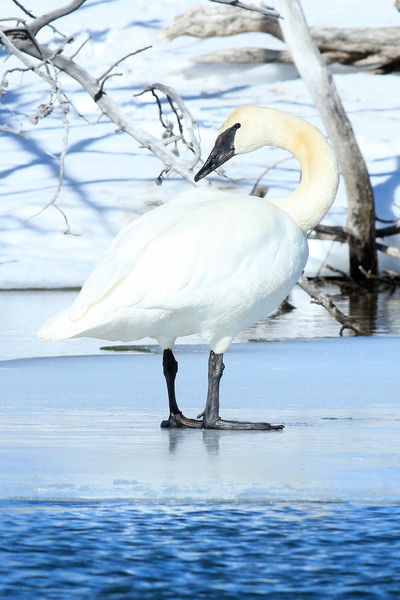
[163,5,400,72]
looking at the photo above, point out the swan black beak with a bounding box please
[194,122,241,182]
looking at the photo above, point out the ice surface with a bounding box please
[1,337,399,502]
[1,0,399,287]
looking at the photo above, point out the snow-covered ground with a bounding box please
[1,0,399,288]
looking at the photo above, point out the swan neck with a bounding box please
[268,112,338,232]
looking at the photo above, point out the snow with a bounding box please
[1,0,399,288]
[1,337,399,502]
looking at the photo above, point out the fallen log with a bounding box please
[163,5,400,72]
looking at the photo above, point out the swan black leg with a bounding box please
[160,349,203,429]
[202,351,284,431]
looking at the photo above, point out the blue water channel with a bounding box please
[1,501,399,599]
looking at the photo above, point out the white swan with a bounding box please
[38,105,338,430]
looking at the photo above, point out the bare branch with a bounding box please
[0,124,27,137]
[209,0,281,19]
[11,0,68,38]
[325,264,353,281]
[309,224,354,244]
[135,83,201,168]
[376,224,400,238]
[376,242,400,259]
[298,275,368,335]
[94,72,122,102]
[29,0,87,35]
[28,85,73,233]
[97,46,152,83]
[11,0,34,19]
[1,65,29,93]
[250,156,292,196]
[0,24,202,184]
[0,29,55,88]
[69,34,91,59]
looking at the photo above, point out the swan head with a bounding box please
[194,105,274,181]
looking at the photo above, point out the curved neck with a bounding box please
[264,110,339,232]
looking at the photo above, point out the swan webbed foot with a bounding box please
[204,418,284,431]
[160,412,204,429]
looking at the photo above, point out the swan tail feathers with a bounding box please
[37,309,81,341]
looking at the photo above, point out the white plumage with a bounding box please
[38,105,338,430]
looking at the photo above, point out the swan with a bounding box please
[38,105,338,430]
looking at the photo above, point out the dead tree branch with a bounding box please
[250,156,291,197]
[376,242,400,260]
[376,224,400,238]
[298,275,368,335]
[28,0,87,36]
[0,124,28,137]
[135,83,201,169]
[29,86,72,233]
[0,2,203,185]
[275,0,377,282]
[96,47,152,83]
[209,0,280,19]
[309,225,353,244]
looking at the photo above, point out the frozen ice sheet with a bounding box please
[1,338,399,502]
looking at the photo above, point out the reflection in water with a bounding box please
[348,288,378,336]
[166,428,220,457]
[239,282,400,342]
[1,284,400,359]
[202,430,220,457]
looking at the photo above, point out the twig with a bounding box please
[0,124,27,137]
[27,83,72,233]
[309,224,353,243]
[11,0,35,19]
[376,242,400,259]
[69,34,91,59]
[325,264,353,281]
[0,30,54,88]
[209,0,281,19]
[94,72,122,102]
[358,266,399,291]
[250,156,291,196]
[29,0,87,36]
[376,224,400,238]
[376,214,400,224]
[0,24,202,184]
[1,65,30,92]
[11,0,68,38]
[97,46,152,83]
[298,274,367,335]
[135,83,201,168]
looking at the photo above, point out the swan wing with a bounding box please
[69,190,216,320]
[69,191,306,330]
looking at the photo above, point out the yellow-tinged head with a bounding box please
[194,105,292,181]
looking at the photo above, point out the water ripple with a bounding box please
[0,501,399,599]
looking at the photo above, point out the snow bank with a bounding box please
[1,0,399,287]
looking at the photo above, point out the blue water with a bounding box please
[1,501,399,599]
